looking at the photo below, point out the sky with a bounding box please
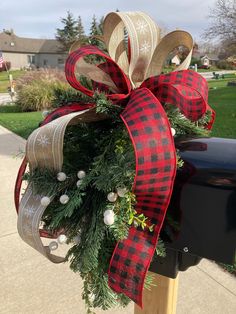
[1,0,216,41]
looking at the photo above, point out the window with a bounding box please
[27,55,36,64]
[43,59,48,66]
[58,58,64,65]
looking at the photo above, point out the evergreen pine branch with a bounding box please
[165,104,210,137]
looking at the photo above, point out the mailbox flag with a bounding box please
[0,51,4,68]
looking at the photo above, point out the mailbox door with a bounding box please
[163,137,236,265]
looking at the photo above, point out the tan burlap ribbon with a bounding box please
[17,11,193,262]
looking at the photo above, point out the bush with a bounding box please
[15,68,68,111]
[0,61,11,72]
[217,60,236,70]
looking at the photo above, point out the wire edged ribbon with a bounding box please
[15,11,215,307]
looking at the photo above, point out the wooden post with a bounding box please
[134,273,179,314]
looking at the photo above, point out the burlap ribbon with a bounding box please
[16,11,215,307]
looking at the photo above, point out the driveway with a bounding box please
[0,93,14,105]
[199,70,235,80]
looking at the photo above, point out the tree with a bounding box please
[89,14,100,44]
[56,11,78,52]
[88,15,105,53]
[77,16,86,43]
[203,0,236,43]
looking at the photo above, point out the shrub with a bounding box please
[15,68,67,111]
[0,61,11,72]
[217,60,236,70]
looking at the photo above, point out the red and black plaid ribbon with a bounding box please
[15,45,215,307]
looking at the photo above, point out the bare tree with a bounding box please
[203,0,236,42]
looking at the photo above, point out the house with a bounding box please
[0,30,67,70]
[171,55,181,66]
[200,54,219,67]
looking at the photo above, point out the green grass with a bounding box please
[208,77,236,138]
[0,70,25,93]
[0,106,42,139]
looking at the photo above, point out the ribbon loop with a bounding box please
[65,45,131,101]
[103,12,160,87]
[147,30,194,77]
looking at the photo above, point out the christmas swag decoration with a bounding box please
[15,11,215,313]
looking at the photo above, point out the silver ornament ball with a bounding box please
[171,128,176,136]
[49,241,58,251]
[59,194,69,204]
[77,170,86,179]
[57,172,67,182]
[73,235,81,245]
[107,192,118,202]
[40,196,51,206]
[76,180,83,188]
[117,187,127,197]
[104,209,114,217]
[104,214,115,226]
[57,234,67,244]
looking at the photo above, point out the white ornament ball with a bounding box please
[49,241,58,251]
[76,180,83,188]
[57,234,67,244]
[171,128,176,137]
[40,196,51,206]
[42,110,50,118]
[107,192,118,202]
[73,235,81,245]
[57,172,67,182]
[104,209,114,217]
[117,187,127,197]
[59,194,69,204]
[104,214,115,226]
[77,170,86,179]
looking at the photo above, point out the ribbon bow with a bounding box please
[15,11,215,307]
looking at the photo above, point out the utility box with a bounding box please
[150,137,236,277]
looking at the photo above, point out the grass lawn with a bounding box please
[0,70,25,93]
[0,106,42,139]
[208,77,236,138]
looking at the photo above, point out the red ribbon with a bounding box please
[65,46,215,306]
[15,45,215,307]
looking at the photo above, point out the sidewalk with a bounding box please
[0,93,13,105]
[0,124,235,314]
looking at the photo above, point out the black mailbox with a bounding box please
[150,137,236,278]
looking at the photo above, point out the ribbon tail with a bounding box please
[108,88,177,307]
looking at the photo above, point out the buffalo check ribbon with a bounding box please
[15,11,215,307]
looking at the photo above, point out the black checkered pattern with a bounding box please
[108,88,177,306]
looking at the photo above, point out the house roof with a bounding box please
[0,31,64,54]
[200,54,219,61]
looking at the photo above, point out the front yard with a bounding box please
[0,70,25,93]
